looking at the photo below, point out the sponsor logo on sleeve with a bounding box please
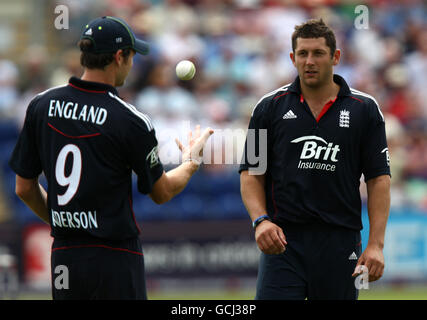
[381,147,390,166]
[147,146,160,168]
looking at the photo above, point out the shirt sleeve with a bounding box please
[124,117,164,194]
[238,98,270,175]
[361,99,391,181]
[9,99,43,179]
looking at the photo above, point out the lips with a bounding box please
[305,70,318,77]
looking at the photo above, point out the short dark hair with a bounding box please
[78,39,133,69]
[292,19,336,57]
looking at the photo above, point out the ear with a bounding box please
[113,49,124,66]
[290,51,296,66]
[332,49,341,66]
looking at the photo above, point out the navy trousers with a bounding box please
[256,221,362,300]
[51,237,147,300]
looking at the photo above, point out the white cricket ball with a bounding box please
[176,60,196,80]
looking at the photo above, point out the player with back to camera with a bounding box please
[239,19,391,300]
[9,16,213,300]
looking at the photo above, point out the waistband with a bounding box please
[274,218,359,233]
[52,236,143,256]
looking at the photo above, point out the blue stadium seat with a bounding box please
[176,193,204,219]
[0,141,15,172]
[0,121,19,143]
[3,169,16,199]
[221,193,247,219]
[133,195,162,220]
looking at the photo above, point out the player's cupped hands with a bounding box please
[255,220,288,255]
[175,125,214,165]
[352,244,385,282]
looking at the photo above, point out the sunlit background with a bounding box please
[0,0,426,300]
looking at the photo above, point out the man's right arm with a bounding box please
[149,161,198,204]
[240,170,287,254]
[150,126,213,204]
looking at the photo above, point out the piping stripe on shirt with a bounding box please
[108,92,154,131]
[350,88,384,121]
[251,83,292,116]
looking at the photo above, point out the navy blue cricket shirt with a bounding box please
[239,74,391,231]
[9,77,164,240]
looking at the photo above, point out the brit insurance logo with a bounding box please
[291,135,340,172]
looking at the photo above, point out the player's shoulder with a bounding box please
[251,83,293,117]
[348,87,384,121]
[35,84,70,100]
[27,84,69,112]
[106,91,154,132]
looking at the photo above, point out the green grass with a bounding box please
[11,287,427,300]
[148,290,255,300]
[148,287,427,300]
[358,287,427,300]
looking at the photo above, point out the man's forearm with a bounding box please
[240,170,287,254]
[240,171,267,222]
[366,175,391,249]
[16,178,49,224]
[164,160,199,199]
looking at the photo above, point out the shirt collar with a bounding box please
[288,74,352,97]
[68,76,119,96]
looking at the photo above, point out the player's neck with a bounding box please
[81,68,116,88]
[300,77,340,103]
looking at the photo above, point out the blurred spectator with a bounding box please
[142,0,205,63]
[385,113,408,208]
[134,61,201,166]
[402,118,427,210]
[49,49,83,87]
[351,26,386,70]
[259,4,307,54]
[193,75,232,125]
[404,27,427,117]
[0,59,19,119]
[134,61,200,121]
[246,40,296,96]
[0,0,426,215]
[17,45,49,93]
[402,120,427,181]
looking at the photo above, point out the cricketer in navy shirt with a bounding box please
[239,74,391,231]
[9,76,164,240]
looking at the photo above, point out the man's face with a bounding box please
[290,37,340,88]
[115,50,135,87]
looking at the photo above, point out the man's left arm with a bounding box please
[353,174,390,282]
[15,175,49,224]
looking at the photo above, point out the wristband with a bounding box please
[183,158,201,166]
[252,214,271,230]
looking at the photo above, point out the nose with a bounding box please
[306,53,315,66]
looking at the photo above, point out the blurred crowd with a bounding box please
[0,0,426,211]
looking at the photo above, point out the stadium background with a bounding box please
[0,0,426,300]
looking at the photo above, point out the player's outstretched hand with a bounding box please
[352,244,385,282]
[175,125,214,165]
[255,220,287,255]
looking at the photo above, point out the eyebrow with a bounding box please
[296,48,327,53]
[295,48,328,54]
